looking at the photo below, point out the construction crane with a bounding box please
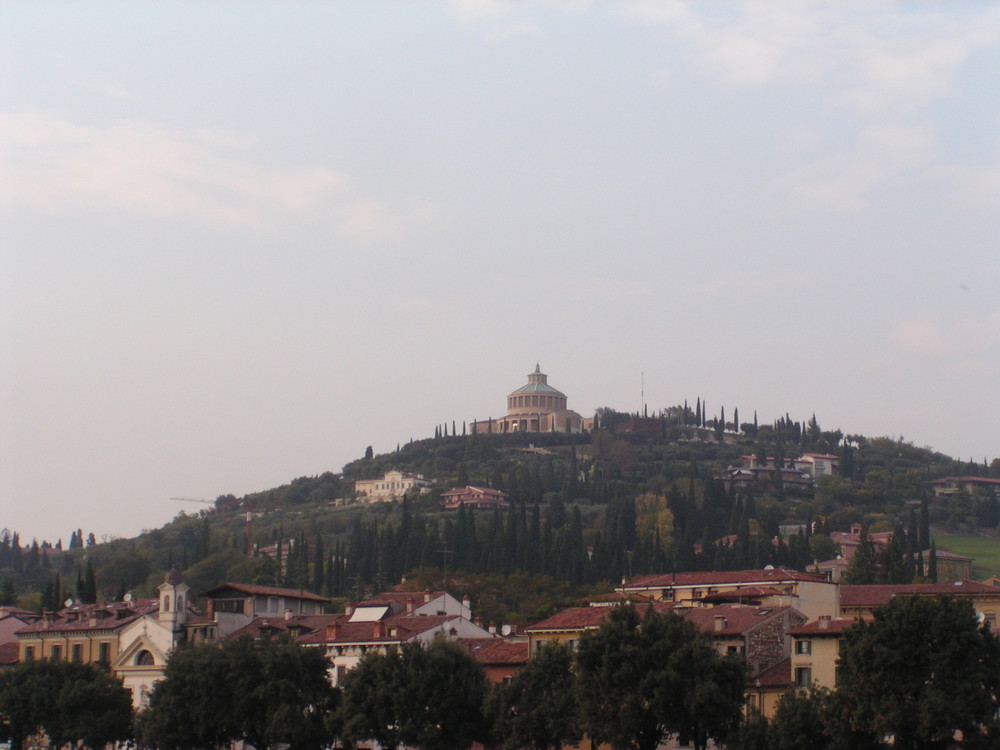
[170,497,214,505]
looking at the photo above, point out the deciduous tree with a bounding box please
[486,642,581,750]
[837,595,1000,749]
[0,659,132,750]
[138,636,337,750]
[575,605,745,750]
[341,637,489,750]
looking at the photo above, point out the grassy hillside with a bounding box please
[934,530,1000,578]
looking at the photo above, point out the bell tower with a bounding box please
[157,568,190,631]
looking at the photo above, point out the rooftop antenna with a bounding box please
[641,371,645,416]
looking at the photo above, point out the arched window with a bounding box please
[136,650,155,666]
[162,595,171,612]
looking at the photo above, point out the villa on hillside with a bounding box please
[442,486,509,510]
[354,470,431,504]
[928,476,1000,499]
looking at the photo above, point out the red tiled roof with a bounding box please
[622,569,828,589]
[357,591,448,610]
[460,638,529,666]
[790,618,858,636]
[315,614,463,644]
[227,614,337,641]
[201,582,330,602]
[678,604,795,635]
[928,476,1000,485]
[753,656,791,687]
[526,606,640,632]
[0,641,19,665]
[841,579,1000,608]
[16,599,159,635]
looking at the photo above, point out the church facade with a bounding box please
[471,365,585,435]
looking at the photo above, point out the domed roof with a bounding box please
[510,364,565,397]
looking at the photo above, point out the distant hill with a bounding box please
[3,407,998,622]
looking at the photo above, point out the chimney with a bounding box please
[284,609,292,621]
[326,621,340,640]
[462,596,471,612]
[89,613,98,627]
[424,589,433,604]
[818,615,831,630]
[714,615,727,632]
[474,617,484,628]
[406,599,414,614]
[373,620,385,638]
[488,622,497,635]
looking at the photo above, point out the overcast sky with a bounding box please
[3,1,999,545]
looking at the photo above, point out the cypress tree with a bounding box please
[928,540,938,582]
[919,497,931,551]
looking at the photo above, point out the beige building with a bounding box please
[354,470,431,503]
[789,615,855,690]
[471,364,584,435]
[617,568,841,621]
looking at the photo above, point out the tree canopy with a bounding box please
[0,659,132,750]
[486,641,581,750]
[138,636,338,750]
[340,636,490,750]
[575,604,746,750]
[837,594,1000,749]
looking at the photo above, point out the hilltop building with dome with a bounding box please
[471,364,586,434]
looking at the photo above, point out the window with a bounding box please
[794,667,812,687]
[98,642,110,664]
[50,645,62,660]
[24,646,34,661]
[795,640,812,655]
[71,643,83,662]
[336,665,347,684]
[136,650,155,666]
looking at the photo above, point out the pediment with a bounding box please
[114,629,169,669]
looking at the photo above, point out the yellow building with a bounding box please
[840,580,1000,626]
[354,470,431,503]
[471,364,584,434]
[788,615,856,690]
[525,601,807,720]
[15,597,157,667]
[618,568,841,621]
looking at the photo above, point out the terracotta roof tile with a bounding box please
[753,656,791,687]
[201,582,330,602]
[16,599,159,635]
[622,569,828,589]
[841,579,1000,608]
[459,638,529,665]
[790,618,858,635]
[0,641,19,665]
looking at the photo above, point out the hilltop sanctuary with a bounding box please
[471,364,585,434]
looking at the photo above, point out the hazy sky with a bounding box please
[3,1,999,545]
